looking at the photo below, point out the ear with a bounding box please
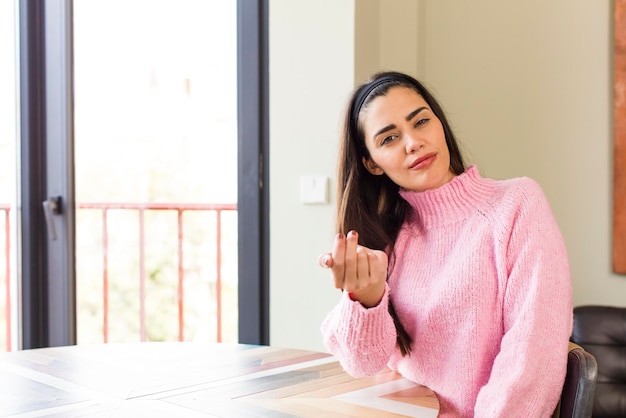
[362,156,384,175]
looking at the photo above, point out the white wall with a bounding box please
[415,1,625,308]
[354,0,421,84]
[269,0,626,352]
[269,0,354,351]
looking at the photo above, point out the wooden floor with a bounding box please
[0,342,439,417]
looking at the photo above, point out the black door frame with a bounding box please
[237,0,269,345]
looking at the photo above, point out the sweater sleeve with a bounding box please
[474,180,573,417]
[320,283,398,377]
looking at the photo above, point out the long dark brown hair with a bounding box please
[335,71,466,356]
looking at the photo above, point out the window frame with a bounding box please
[237,0,269,345]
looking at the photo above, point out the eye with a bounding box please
[414,118,430,127]
[380,135,397,146]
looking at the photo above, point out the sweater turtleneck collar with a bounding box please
[398,165,495,227]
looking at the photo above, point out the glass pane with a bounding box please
[74,0,238,344]
[0,0,18,352]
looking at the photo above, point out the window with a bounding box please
[17,0,268,349]
[74,0,239,345]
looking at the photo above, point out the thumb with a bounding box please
[318,252,333,268]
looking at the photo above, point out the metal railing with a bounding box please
[0,202,236,351]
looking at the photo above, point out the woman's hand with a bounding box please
[318,230,388,308]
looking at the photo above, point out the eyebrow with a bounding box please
[405,106,428,122]
[372,106,429,139]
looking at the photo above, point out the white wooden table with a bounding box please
[0,342,439,417]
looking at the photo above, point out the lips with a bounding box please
[409,152,437,169]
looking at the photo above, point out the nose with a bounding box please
[405,133,425,154]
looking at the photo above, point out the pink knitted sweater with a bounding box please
[322,166,573,417]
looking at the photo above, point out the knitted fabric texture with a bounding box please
[321,166,573,417]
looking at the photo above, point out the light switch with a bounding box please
[300,176,328,204]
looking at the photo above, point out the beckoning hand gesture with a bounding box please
[318,230,388,308]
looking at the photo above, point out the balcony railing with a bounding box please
[0,202,236,351]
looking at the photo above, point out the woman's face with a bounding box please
[360,86,455,192]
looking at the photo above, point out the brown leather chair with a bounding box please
[571,305,626,418]
[553,342,598,418]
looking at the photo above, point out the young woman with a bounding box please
[319,71,573,417]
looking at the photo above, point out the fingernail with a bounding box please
[337,232,344,240]
[348,230,357,238]
[318,254,330,268]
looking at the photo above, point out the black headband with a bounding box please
[350,75,398,128]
